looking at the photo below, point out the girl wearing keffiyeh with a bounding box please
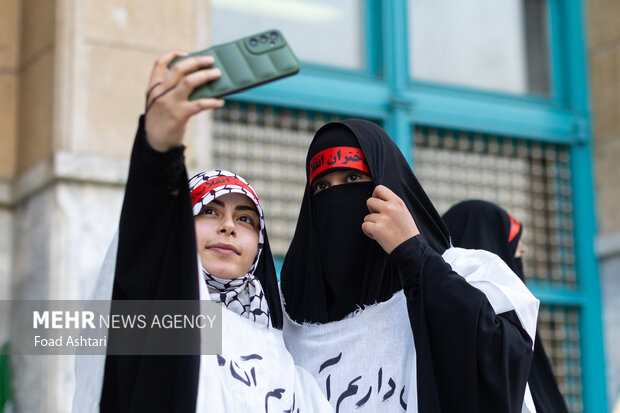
[72,51,331,413]
[190,170,273,328]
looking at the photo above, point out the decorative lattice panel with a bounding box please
[413,126,576,289]
[212,102,343,255]
[211,106,582,412]
[538,304,583,413]
[413,125,581,412]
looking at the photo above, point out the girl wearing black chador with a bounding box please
[443,200,569,413]
[280,120,540,412]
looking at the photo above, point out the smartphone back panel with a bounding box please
[171,29,300,99]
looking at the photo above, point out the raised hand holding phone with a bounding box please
[144,51,224,153]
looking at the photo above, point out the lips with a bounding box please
[208,243,239,255]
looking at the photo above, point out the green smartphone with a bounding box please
[170,29,300,99]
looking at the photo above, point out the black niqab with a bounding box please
[282,122,534,413]
[281,119,450,323]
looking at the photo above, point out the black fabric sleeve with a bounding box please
[100,116,200,413]
[112,115,195,300]
[529,333,570,413]
[390,235,533,413]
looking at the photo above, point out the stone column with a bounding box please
[4,1,213,411]
[587,0,620,410]
[0,0,19,368]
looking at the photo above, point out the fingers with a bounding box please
[361,221,376,240]
[367,185,404,213]
[147,50,187,87]
[162,55,215,96]
[185,98,225,117]
[362,185,420,253]
[362,210,385,241]
[151,50,187,71]
[372,185,398,201]
[366,196,385,213]
[173,67,222,99]
[157,50,188,67]
[170,55,215,77]
[146,52,216,104]
[143,51,223,152]
[145,51,221,113]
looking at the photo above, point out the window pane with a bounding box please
[210,0,365,70]
[413,125,581,410]
[409,0,551,95]
[212,102,345,256]
[413,126,575,288]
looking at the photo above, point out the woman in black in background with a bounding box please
[443,199,570,413]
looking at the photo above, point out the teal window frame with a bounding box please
[225,1,607,411]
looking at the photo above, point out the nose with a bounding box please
[218,214,236,235]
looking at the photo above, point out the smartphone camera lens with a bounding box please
[260,35,268,43]
[250,38,258,46]
[270,32,279,40]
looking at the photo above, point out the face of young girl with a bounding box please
[194,193,260,279]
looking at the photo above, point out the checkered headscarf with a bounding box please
[190,170,271,327]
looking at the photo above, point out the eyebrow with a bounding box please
[236,205,259,215]
[210,199,258,214]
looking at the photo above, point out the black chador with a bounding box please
[444,200,569,413]
[281,119,538,412]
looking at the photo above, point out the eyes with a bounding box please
[238,215,256,226]
[200,207,216,216]
[312,181,329,194]
[199,207,258,229]
[346,173,365,183]
[312,171,372,194]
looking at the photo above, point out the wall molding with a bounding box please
[0,181,11,206]
[0,152,129,207]
[54,151,129,185]
[597,232,620,259]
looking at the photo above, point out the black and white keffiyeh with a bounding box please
[189,170,272,327]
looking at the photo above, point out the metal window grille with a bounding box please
[211,105,583,412]
[414,125,581,412]
[413,126,576,289]
[212,102,343,255]
[538,304,582,412]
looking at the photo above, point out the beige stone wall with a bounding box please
[0,0,19,180]
[59,0,211,165]
[4,0,214,187]
[2,2,214,411]
[587,1,620,408]
[16,0,55,175]
[72,1,195,158]
[587,0,620,235]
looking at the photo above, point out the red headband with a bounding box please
[309,146,370,183]
[508,215,521,243]
[191,176,259,207]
